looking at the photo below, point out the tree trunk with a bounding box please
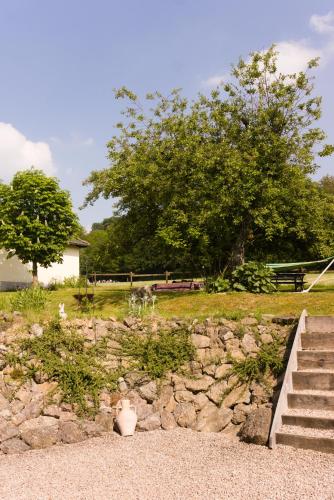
[32,261,38,288]
[225,221,249,275]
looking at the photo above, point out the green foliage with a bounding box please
[121,329,195,378]
[83,47,334,274]
[234,324,246,339]
[48,276,88,290]
[0,169,79,284]
[7,320,120,414]
[205,276,230,293]
[80,228,113,274]
[64,276,88,289]
[319,175,334,196]
[229,341,284,384]
[0,295,10,312]
[78,295,95,314]
[10,287,50,312]
[232,262,277,294]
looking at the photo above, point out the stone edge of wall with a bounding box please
[268,309,307,449]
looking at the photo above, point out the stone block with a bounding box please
[221,384,251,409]
[59,421,85,444]
[136,412,161,431]
[138,381,157,402]
[0,418,19,443]
[184,376,214,393]
[174,403,196,428]
[239,407,272,445]
[206,380,228,404]
[195,402,232,432]
[0,438,30,454]
[160,410,177,430]
[190,334,210,348]
[215,364,232,379]
[20,416,59,449]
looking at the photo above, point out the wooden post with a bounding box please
[130,272,133,288]
[165,271,169,284]
[94,272,97,287]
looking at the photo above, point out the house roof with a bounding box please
[68,238,89,248]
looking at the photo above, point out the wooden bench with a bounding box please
[151,281,202,292]
[271,272,306,292]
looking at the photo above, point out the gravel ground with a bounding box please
[0,429,334,500]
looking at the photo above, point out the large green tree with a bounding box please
[0,169,79,285]
[83,47,334,274]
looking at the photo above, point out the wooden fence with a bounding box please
[88,271,193,287]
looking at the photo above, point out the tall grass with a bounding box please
[10,287,50,312]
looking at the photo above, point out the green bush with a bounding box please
[10,287,50,312]
[205,275,230,293]
[6,320,120,414]
[121,328,195,379]
[48,276,88,290]
[231,262,276,294]
[63,275,88,288]
[229,341,284,384]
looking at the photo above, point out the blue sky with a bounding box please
[0,0,334,229]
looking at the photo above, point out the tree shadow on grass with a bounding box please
[91,290,128,311]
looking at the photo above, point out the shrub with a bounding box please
[120,328,195,379]
[47,279,62,291]
[205,275,230,293]
[6,320,120,414]
[229,341,284,384]
[231,262,276,294]
[10,287,50,312]
[48,276,88,290]
[49,275,88,289]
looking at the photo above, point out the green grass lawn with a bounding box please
[1,272,334,321]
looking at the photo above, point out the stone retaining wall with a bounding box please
[0,313,294,454]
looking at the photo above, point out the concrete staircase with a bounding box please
[275,316,334,453]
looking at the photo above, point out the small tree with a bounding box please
[0,169,79,286]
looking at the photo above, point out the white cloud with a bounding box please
[202,41,321,88]
[203,11,334,86]
[310,11,334,34]
[202,73,229,88]
[0,123,55,182]
[274,40,322,74]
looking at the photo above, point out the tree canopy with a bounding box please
[0,169,79,285]
[319,175,334,196]
[83,47,334,274]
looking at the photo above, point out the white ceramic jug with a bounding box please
[115,399,137,436]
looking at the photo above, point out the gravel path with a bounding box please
[0,429,334,500]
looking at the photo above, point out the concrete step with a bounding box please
[282,411,334,430]
[292,370,334,391]
[298,350,334,370]
[306,316,334,333]
[276,425,334,453]
[288,391,334,411]
[301,332,334,350]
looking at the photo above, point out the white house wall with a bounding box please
[0,249,32,290]
[0,246,81,290]
[37,247,80,286]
